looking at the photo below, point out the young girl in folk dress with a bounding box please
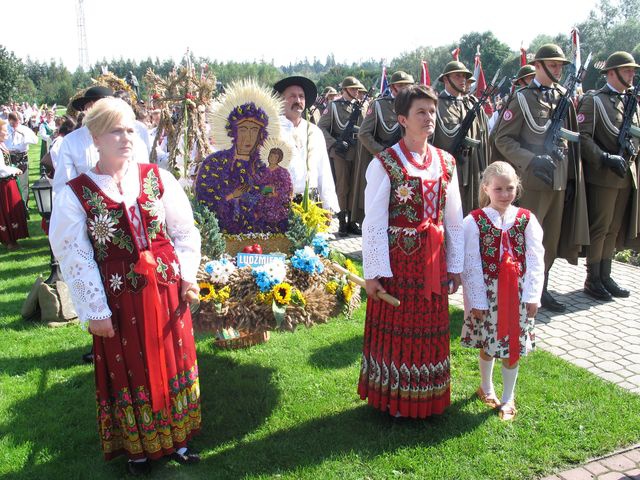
[461,161,544,420]
[359,85,464,419]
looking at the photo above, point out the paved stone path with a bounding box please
[328,232,640,479]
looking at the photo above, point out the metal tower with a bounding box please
[76,0,90,70]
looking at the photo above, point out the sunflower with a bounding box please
[198,281,215,302]
[325,281,339,294]
[291,289,306,307]
[272,282,293,305]
[342,282,356,303]
[344,259,358,275]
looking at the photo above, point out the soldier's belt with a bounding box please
[559,128,580,143]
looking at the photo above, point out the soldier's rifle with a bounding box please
[450,70,506,166]
[543,52,592,162]
[335,87,375,155]
[617,76,640,160]
[308,95,326,118]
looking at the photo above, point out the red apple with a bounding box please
[242,245,254,253]
[252,243,263,254]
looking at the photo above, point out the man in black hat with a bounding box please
[274,76,339,213]
[53,86,149,194]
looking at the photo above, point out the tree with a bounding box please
[458,31,512,80]
[0,45,25,104]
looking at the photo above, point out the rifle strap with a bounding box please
[517,91,551,135]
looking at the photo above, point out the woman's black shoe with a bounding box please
[126,459,151,476]
[171,449,200,465]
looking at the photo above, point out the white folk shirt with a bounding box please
[362,142,464,280]
[461,205,545,311]
[52,126,150,194]
[6,124,38,153]
[279,115,340,212]
[49,164,201,325]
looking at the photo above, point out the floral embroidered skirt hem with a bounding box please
[358,242,451,419]
[460,277,535,359]
[0,177,29,245]
[93,282,201,461]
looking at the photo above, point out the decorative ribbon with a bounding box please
[417,219,444,298]
[134,251,171,413]
[497,233,521,367]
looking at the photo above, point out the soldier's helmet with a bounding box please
[513,64,536,83]
[600,51,640,73]
[322,86,338,95]
[341,76,365,90]
[437,61,473,82]
[389,71,415,85]
[533,44,570,65]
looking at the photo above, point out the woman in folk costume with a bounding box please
[359,85,464,418]
[50,98,202,475]
[461,161,544,421]
[0,118,29,250]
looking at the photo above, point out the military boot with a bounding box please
[600,258,630,298]
[540,272,566,312]
[347,211,362,235]
[584,262,613,301]
[337,211,348,237]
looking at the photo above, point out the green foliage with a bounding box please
[191,198,226,260]
[0,45,25,104]
[285,208,315,252]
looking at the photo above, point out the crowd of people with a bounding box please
[0,43,638,475]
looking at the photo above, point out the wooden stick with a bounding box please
[330,262,401,307]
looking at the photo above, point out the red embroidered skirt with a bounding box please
[0,177,29,245]
[358,236,451,418]
[94,280,201,461]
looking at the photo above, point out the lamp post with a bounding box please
[32,170,58,284]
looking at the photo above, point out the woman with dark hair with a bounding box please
[358,85,464,418]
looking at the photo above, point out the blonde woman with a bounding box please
[50,98,202,475]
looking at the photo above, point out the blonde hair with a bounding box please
[478,161,521,208]
[83,97,135,137]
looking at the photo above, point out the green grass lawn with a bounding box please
[2,143,640,479]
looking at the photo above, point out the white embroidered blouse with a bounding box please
[362,142,464,280]
[461,205,545,311]
[49,163,201,325]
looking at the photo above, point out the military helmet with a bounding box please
[389,71,415,85]
[341,76,365,90]
[322,86,338,95]
[437,61,473,83]
[533,44,570,65]
[513,64,536,83]
[600,51,640,73]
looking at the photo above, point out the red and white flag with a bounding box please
[472,46,493,115]
[420,60,431,86]
[451,47,460,61]
[520,45,527,67]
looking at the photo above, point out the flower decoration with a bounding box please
[312,234,330,257]
[204,258,236,284]
[291,246,324,274]
[258,136,293,169]
[252,259,287,292]
[325,281,338,294]
[343,258,358,275]
[291,289,306,307]
[88,213,117,245]
[395,183,414,204]
[272,282,293,305]
[212,285,231,304]
[198,281,215,302]
[342,282,356,303]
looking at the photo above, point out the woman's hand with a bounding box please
[88,318,115,338]
[365,279,387,301]
[526,303,538,318]
[471,308,488,321]
[447,273,461,294]
[181,281,199,304]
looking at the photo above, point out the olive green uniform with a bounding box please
[351,96,401,223]
[432,91,490,214]
[578,85,640,262]
[318,98,364,211]
[493,82,589,269]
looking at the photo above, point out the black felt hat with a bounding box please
[71,86,114,111]
[273,76,318,110]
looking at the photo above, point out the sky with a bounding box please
[1,0,600,70]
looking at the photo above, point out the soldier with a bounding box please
[318,76,366,236]
[309,86,339,125]
[493,44,589,312]
[432,61,490,215]
[489,65,536,138]
[352,71,414,225]
[513,64,536,88]
[577,51,640,300]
